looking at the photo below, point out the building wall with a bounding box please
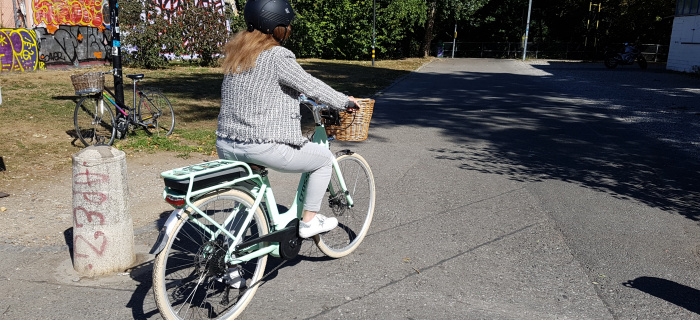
[667,15,700,73]
[1,0,33,28]
[0,0,110,72]
[0,28,39,71]
[668,0,700,73]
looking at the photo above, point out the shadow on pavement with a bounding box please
[125,204,333,319]
[372,60,700,221]
[623,276,700,315]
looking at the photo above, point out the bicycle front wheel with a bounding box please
[138,90,175,136]
[316,153,376,258]
[152,189,268,320]
[74,95,116,146]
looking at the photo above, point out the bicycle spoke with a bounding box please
[153,190,268,320]
[139,91,174,136]
[75,95,115,146]
[316,154,375,258]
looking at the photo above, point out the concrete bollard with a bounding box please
[71,145,134,277]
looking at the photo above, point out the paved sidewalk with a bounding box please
[1,58,699,319]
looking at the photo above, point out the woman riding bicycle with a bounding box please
[216,0,360,238]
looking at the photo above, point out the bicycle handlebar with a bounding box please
[298,94,359,126]
[298,94,329,124]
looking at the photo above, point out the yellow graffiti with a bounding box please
[33,0,104,31]
[0,29,39,73]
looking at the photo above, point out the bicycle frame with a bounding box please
[153,100,354,266]
[102,85,142,119]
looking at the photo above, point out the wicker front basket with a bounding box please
[325,98,375,141]
[70,72,105,95]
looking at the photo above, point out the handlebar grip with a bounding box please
[346,100,360,112]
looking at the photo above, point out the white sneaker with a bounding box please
[299,214,338,238]
[218,266,245,289]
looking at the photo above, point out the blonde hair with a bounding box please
[222,27,292,74]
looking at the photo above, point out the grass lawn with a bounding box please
[0,57,431,181]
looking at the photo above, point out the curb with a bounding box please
[372,58,437,99]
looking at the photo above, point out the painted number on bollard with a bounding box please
[72,166,110,269]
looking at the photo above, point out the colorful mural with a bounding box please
[153,0,225,19]
[32,0,105,32]
[35,26,110,66]
[0,28,41,72]
[1,0,226,72]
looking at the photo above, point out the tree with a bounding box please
[418,0,490,57]
[287,0,426,59]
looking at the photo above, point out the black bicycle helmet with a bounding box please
[244,0,296,34]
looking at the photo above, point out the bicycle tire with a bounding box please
[138,90,175,136]
[316,153,375,258]
[74,95,116,146]
[153,189,268,320]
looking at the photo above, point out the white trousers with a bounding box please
[216,137,333,212]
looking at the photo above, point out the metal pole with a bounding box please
[109,0,124,106]
[522,0,532,61]
[452,23,457,58]
[372,0,376,66]
[12,0,20,28]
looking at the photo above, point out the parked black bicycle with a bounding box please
[71,70,175,146]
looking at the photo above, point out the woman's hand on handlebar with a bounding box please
[347,96,361,113]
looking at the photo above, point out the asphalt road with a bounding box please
[1,58,699,319]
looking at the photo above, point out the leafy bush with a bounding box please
[118,0,428,65]
[165,0,231,66]
[120,0,232,68]
[287,0,425,59]
[120,0,172,68]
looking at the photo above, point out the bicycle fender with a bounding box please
[149,208,184,255]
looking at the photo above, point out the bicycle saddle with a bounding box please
[247,163,266,171]
[126,74,144,80]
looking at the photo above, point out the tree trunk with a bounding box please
[420,1,437,58]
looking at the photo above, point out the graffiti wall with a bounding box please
[35,25,110,66]
[0,0,226,72]
[32,0,106,31]
[0,0,110,72]
[0,28,40,72]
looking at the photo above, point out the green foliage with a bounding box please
[415,0,489,57]
[164,0,231,66]
[288,0,370,59]
[120,0,231,68]
[120,0,171,69]
[287,0,427,59]
[377,0,428,57]
[597,0,676,45]
[465,0,676,46]
[437,0,489,21]
[118,0,676,62]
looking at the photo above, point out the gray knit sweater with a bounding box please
[216,46,349,147]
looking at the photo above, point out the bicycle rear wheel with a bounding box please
[139,90,175,136]
[152,189,268,320]
[74,95,116,146]
[316,153,375,258]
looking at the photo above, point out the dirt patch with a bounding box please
[0,150,217,248]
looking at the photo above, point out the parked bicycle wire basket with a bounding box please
[70,72,105,95]
[325,98,375,141]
